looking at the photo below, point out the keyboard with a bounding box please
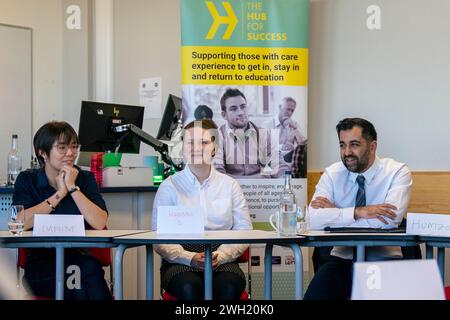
[323,227,406,233]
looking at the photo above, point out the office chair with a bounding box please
[16,227,113,300]
[17,246,113,300]
[17,247,112,269]
[161,247,252,300]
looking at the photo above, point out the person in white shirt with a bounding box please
[152,118,253,300]
[275,97,306,152]
[213,88,279,178]
[275,97,307,176]
[304,118,412,300]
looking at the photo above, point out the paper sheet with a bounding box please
[139,77,162,119]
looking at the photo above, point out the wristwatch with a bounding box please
[68,186,80,194]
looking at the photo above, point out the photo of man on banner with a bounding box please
[182,85,307,180]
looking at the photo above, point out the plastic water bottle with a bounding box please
[279,170,297,236]
[7,134,22,186]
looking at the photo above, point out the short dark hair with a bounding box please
[220,88,246,112]
[34,121,79,166]
[194,105,214,120]
[336,118,377,142]
[183,119,218,142]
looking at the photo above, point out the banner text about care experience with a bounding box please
[182,47,308,86]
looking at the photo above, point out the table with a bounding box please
[112,230,304,300]
[6,230,445,300]
[0,230,146,300]
[420,236,450,282]
[300,231,419,261]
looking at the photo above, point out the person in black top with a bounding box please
[13,121,112,300]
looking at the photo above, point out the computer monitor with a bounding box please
[78,101,144,153]
[156,94,182,141]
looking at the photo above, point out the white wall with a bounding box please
[62,0,90,131]
[113,0,182,162]
[309,0,450,170]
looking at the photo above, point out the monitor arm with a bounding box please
[113,124,183,171]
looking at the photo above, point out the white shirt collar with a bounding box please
[348,156,381,186]
[182,164,216,187]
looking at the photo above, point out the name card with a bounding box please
[157,206,204,234]
[351,260,444,300]
[33,214,86,236]
[406,212,450,237]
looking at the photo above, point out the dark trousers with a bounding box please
[167,271,246,300]
[304,255,353,300]
[24,252,112,300]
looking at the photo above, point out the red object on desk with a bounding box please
[90,152,104,187]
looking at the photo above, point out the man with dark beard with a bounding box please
[304,118,412,300]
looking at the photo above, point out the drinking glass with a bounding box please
[296,205,308,234]
[8,205,25,236]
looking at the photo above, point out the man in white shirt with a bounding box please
[275,97,306,152]
[304,118,412,300]
[275,97,307,176]
[213,88,279,178]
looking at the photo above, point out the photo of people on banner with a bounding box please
[182,85,307,179]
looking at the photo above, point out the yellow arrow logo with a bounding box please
[205,1,238,40]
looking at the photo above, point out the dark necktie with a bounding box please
[355,175,366,207]
[353,175,366,261]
